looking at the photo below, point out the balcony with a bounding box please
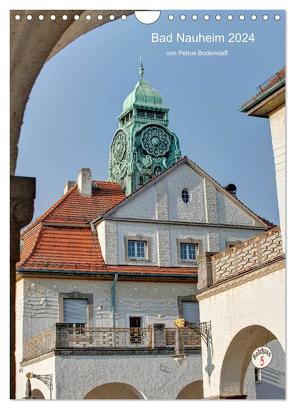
[23,323,205,362]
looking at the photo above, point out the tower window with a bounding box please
[156,112,165,119]
[182,189,190,203]
[146,111,154,119]
[137,109,145,118]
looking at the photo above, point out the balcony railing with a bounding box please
[23,323,203,361]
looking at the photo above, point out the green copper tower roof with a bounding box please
[121,60,167,116]
[122,79,165,113]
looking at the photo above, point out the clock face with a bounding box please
[141,126,171,157]
[112,130,127,163]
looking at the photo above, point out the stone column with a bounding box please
[10,175,35,398]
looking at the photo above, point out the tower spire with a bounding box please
[139,55,144,80]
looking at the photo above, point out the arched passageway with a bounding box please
[31,389,45,399]
[176,380,203,399]
[220,325,285,398]
[84,382,145,399]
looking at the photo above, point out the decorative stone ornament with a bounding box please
[112,130,127,163]
[141,126,171,156]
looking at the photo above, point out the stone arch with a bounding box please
[84,382,145,399]
[220,324,284,398]
[176,380,203,399]
[10,10,133,174]
[31,389,45,399]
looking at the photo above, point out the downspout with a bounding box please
[111,273,118,329]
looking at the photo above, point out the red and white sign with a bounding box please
[252,346,272,369]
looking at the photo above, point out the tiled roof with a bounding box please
[18,181,197,279]
[22,181,126,234]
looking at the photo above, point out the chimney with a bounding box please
[224,183,237,197]
[64,181,76,195]
[77,168,92,196]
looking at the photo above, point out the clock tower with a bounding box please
[108,62,181,195]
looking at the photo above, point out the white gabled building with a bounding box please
[15,71,272,400]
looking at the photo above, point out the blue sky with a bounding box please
[16,10,285,224]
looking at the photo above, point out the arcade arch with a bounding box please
[220,325,284,398]
[84,382,145,399]
[176,380,203,399]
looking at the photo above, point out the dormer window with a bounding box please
[128,240,146,259]
[180,243,197,261]
[125,236,151,262]
[182,188,190,203]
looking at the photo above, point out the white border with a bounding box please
[1,1,294,408]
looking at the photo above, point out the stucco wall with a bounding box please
[16,278,198,357]
[198,267,285,398]
[112,163,263,225]
[102,220,263,266]
[269,105,285,250]
[54,354,203,399]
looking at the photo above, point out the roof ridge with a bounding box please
[21,184,78,236]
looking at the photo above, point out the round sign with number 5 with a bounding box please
[252,346,272,369]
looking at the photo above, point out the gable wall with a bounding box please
[112,163,263,227]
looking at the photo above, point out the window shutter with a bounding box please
[64,299,88,324]
[182,302,200,323]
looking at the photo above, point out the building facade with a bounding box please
[16,70,273,399]
[196,69,286,400]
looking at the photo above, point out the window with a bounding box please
[59,291,93,329]
[180,243,197,261]
[182,188,190,203]
[137,109,145,118]
[63,298,88,333]
[129,316,143,344]
[128,240,146,259]
[182,301,200,324]
[146,110,154,119]
[63,298,87,324]
[156,111,165,119]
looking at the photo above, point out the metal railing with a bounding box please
[256,68,285,93]
[23,323,203,361]
[165,327,201,347]
[55,326,152,349]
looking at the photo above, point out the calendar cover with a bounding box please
[10,10,285,400]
